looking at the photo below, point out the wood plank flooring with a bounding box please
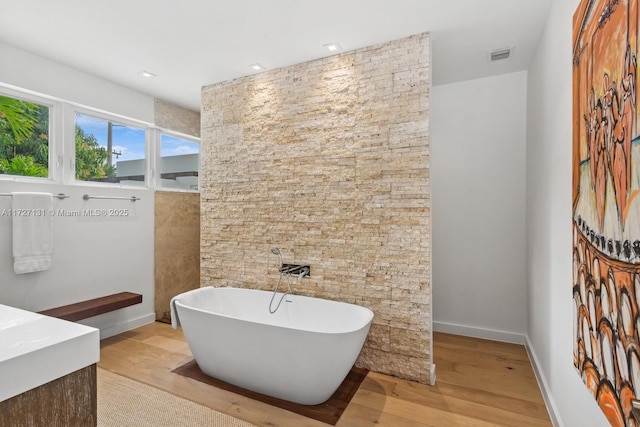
[98,322,552,426]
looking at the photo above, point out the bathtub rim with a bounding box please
[174,286,374,335]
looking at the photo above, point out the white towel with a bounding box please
[170,287,213,329]
[12,192,54,274]
[170,294,182,329]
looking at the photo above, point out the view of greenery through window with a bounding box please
[0,95,49,177]
[75,113,146,184]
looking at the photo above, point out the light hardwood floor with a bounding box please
[98,322,552,426]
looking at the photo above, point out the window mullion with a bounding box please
[61,103,76,185]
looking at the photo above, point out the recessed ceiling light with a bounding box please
[324,42,342,52]
[250,63,265,71]
[138,70,156,78]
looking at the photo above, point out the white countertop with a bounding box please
[0,304,99,402]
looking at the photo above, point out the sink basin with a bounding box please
[0,304,99,402]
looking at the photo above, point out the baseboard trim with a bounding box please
[433,321,525,344]
[524,336,562,427]
[84,313,156,340]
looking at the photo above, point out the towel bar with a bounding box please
[82,194,140,202]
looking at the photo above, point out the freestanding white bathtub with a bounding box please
[170,286,373,405]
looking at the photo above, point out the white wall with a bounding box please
[0,42,154,123]
[431,71,528,343]
[526,0,609,425]
[0,42,156,338]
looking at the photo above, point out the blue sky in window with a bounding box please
[161,134,199,157]
[76,114,199,163]
[76,113,146,164]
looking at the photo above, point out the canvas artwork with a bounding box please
[573,0,640,425]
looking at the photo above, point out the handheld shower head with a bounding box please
[271,248,283,269]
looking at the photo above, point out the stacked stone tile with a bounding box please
[154,99,201,137]
[200,33,432,384]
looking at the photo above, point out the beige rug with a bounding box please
[97,368,257,427]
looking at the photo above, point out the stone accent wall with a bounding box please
[154,191,200,323]
[154,99,201,137]
[200,33,432,383]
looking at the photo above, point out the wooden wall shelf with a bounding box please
[38,292,142,322]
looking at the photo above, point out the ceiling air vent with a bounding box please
[490,48,512,62]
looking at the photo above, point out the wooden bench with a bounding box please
[38,292,142,322]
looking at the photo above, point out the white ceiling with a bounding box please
[0,0,552,111]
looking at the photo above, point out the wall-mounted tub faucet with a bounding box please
[268,249,311,314]
[279,264,310,277]
[270,248,310,278]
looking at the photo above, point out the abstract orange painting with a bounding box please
[573,1,640,425]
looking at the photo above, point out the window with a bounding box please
[0,94,50,178]
[75,113,146,185]
[0,84,201,191]
[159,133,199,190]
